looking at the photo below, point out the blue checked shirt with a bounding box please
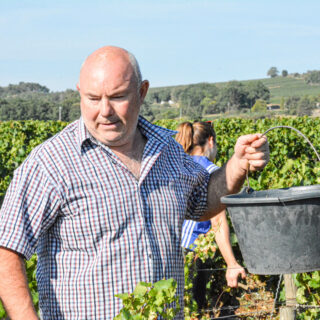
[0,116,210,319]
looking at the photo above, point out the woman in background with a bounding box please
[176,121,246,310]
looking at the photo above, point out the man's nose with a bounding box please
[100,97,114,117]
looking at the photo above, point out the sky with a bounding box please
[1,0,319,92]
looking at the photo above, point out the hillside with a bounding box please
[252,77,320,103]
[149,76,320,104]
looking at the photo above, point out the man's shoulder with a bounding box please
[26,119,80,163]
[138,116,177,145]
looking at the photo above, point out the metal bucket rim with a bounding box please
[221,184,320,205]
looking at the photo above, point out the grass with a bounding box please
[256,77,320,103]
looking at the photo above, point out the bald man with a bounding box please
[0,46,269,319]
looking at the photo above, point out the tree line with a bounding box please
[0,81,270,122]
[0,76,319,122]
[141,80,271,121]
[0,83,81,121]
[267,67,320,83]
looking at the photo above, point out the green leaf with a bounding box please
[296,287,308,304]
[133,282,150,297]
[0,302,7,318]
[153,278,175,291]
[308,279,320,289]
[115,293,130,300]
[312,271,320,282]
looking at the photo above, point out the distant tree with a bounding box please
[282,70,288,77]
[251,99,267,112]
[179,83,219,119]
[3,82,50,96]
[171,87,185,102]
[0,98,30,120]
[305,70,320,84]
[0,99,9,119]
[145,91,160,104]
[285,96,301,112]
[68,103,81,121]
[157,90,171,102]
[245,81,270,108]
[267,67,279,78]
[140,101,155,122]
[36,100,57,120]
[297,96,315,116]
[216,81,249,112]
[201,97,217,115]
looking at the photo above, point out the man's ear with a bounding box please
[76,82,80,92]
[139,80,149,102]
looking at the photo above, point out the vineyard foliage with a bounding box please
[0,117,320,318]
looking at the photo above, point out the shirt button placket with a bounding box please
[137,183,154,283]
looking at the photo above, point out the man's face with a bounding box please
[78,55,148,148]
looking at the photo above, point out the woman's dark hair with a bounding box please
[175,121,216,154]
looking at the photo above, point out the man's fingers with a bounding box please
[227,276,238,288]
[234,133,270,172]
[236,134,268,156]
[237,133,261,145]
[245,151,265,160]
[250,136,268,148]
[249,159,268,171]
[245,143,269,154]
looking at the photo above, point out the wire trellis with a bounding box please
[186,266,320,320]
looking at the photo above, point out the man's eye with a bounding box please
[113,96,124,99]
[89,97,100,101]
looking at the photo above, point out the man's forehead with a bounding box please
[80,68,136,97]
[83,48,130,71]
[81,54,133,79]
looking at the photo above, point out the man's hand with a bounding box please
[203,133,269,221]
[226,263,246,288]
[233,133,269,172]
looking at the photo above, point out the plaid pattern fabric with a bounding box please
[0,116,209,319]
[181,156,219,250]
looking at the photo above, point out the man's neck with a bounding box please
[111,128,147,180]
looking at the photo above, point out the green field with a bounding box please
[150,76,320,104]
[254,77,320,103]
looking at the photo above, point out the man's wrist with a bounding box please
[226,155,247,193]
[226,262,241,269]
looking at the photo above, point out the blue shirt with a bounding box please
[0,117,210,319]
[181,156,219,249]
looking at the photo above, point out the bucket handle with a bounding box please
[245,125,320,191]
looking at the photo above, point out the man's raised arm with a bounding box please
[200,134,269,221]
[0,248,38,320]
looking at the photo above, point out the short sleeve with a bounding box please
[0,159,62,260]
[183,156,210,221]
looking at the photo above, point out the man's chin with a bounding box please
[95,132,126,147]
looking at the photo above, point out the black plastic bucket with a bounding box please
[221,185,320,274]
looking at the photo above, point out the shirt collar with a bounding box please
[77,116,176,151]
[137,116,176,144]
[77,117,91,149]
